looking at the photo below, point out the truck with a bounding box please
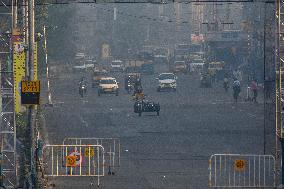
[124,60,154,74]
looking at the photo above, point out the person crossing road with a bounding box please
[232,78,241,103]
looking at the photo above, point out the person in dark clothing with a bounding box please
[232,78,241,102]
[250,79,258,103]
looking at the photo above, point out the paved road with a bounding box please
[41,64,270,189]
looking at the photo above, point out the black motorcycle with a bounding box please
[79,83,87,97]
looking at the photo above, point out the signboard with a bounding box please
[21,81,40,105]
[68,151,82,166]
[21,81,40,93]
[234,159,246,171]
[11,28,23,43]
[84,147,94,157]
[66,156,77,167]
[191,34,204,43]
[101,43,110,58]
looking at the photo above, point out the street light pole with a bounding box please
[263,3,266,155]
[27,0,35,187]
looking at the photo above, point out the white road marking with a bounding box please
[82,100,88,104]
[247,113,258,118]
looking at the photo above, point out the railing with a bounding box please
[209,154,276,188]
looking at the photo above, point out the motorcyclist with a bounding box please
[125,75,134,93]
[232,78,241,102]
[133,77,142,94]
[78,77,87,97]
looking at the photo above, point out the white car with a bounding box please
[190,59,205,73]
[156,73,177,92]
[98,77,119,96]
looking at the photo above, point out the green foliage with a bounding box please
[16,113,27,128]
[42,4,76,61]
[15,113,28,143]
[34,1,76,74]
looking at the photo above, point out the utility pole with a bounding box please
[12,0,18,29]
[276,0,284,185]
[27,0,35,187]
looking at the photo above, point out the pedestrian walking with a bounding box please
[250,79,258,103]
[233,78,241,103]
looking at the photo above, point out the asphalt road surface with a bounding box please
[41,63,270,189]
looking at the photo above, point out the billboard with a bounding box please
[101,43,110,58]
[191,34,204,43]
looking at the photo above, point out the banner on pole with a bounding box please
[13,42,26,113]
[34,42,38,80]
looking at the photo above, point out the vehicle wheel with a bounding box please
[98,90,101,97]
[138,112,142,116]
[157,111,159,116]
[116,90,119,96]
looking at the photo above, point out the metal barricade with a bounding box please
[62,138,120,174]
[43,144,105,186]
[209,154,276,188]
